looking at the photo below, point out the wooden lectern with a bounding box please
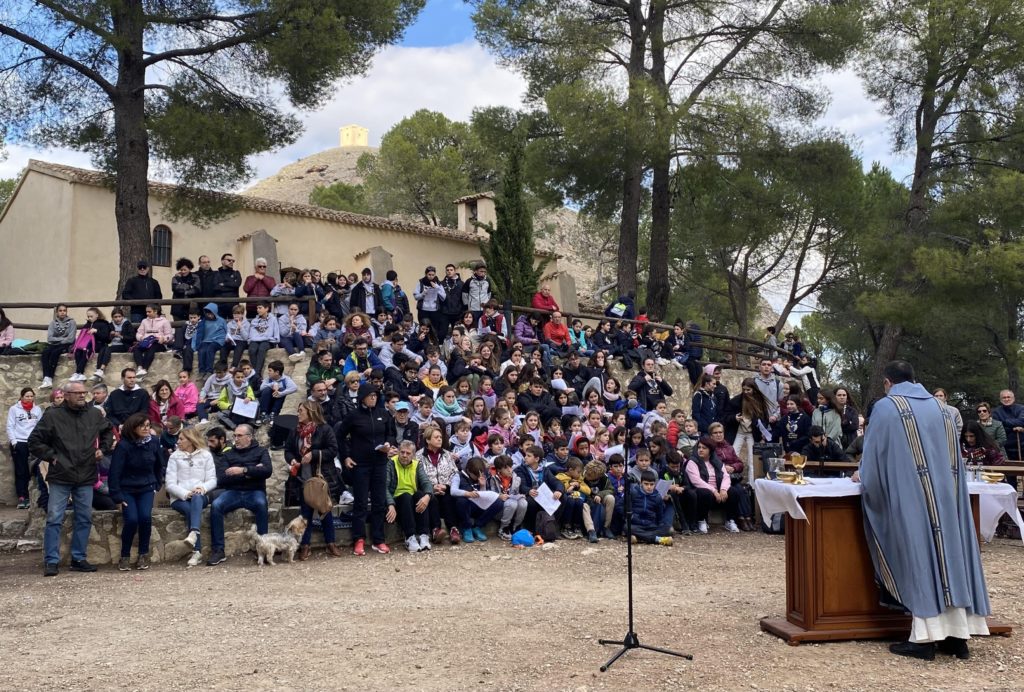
[760,493,1013,645]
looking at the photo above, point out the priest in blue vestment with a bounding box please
[859,360,990,660]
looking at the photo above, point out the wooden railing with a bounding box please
[4,296,318,332]
[508,303,787,373]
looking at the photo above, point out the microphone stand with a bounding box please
[598,472,692,671]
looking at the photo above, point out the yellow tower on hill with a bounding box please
[339,125,369,148]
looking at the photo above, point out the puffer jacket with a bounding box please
[109,436,165,502]
[415,448,459,487]
[28,404,114,486]
[165,448,218,501]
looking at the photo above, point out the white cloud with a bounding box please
[1,41,527,184]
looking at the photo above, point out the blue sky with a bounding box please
[401,1,475,47]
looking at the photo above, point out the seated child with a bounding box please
[583,460,613,542]
[629,470,673,546]
[554,457,589,540]
[450,456,504,543]
[175,369,199,419]
[514,445,562,536]
[603,454,627,538]
[386,440,434,553]
[216,368,256,429]
[196,363,231,423]
[258,360,298,424]
[488,454,527,540]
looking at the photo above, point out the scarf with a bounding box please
[21,400,34,412]
[297,422,317,457]
[422,376,448,392]
[433,398,463,417]
[135,434,153,447]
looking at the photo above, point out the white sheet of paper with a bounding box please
[757,419,773,442]
[231,397,259,419]
[655,479,672,499]
[471,490,500,510]
[562,405,584,417]
[550,378,568,391]
[535,483,561,516]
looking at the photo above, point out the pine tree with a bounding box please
[477,141,548,305]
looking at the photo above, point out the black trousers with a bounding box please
[133,344,165,369]
[427,488,457,531]
[10,441,30,498]
[669,488,699,529]
[41,344,68,378]
[350,459,387,544]
[394,491,430,538]
[693,487,741,521]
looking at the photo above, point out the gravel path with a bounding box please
[0,532,1021,690]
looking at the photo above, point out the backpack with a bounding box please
[303,458,333,514]
[609,302,627,317]
[762,512,785,534]
[534,509,560,542]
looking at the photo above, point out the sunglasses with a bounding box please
[977,409,988,413]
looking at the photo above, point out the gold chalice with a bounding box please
[791,454,809,485]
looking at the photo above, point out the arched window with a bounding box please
[152,225,171,267]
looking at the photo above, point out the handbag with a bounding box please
[303,456,333,514]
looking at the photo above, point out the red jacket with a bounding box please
[543,321,570,347]
[149,396,185,426]
[531,292,560,313]
[243,274,276,314]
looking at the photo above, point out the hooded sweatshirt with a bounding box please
[193,303,227,348]
[200,372,233,402]
[48,316,77,345]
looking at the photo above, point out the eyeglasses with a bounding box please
[977,409,988,413]
[256,265,266,268]
[225,258,235,263]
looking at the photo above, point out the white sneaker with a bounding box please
[187,550,203,567]
[288,352,304,362]
[697,520,709,534]
[185,530,199,547]
[406,535,422,553]
[339,491,354,505]
[135,367,147,376]
[724,519,740,533]
[40,377,53,389]
[418,534,431,551]
[92,369,104,380]
[68,373,83,382]
[656,357,671,366]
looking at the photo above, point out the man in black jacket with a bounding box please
[335,384,396,555]
[516,378,561,424]
[122,260,163,322]
[28,381,115,576]
[105,368,151,428]
[212,253,242,319]
[196,255,217,298]
[206,424,272,565]
[628,357,674,410]
[439,263,464,339]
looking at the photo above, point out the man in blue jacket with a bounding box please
[206,424,272,565]
[993,389,1024,462]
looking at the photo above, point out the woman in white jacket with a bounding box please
[7,387,43,509]
[165,427,217,566]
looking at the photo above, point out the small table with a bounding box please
[754,478,1015,645]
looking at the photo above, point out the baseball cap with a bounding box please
[394,401,411,412]
[137,260,150,268]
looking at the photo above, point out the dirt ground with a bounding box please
[0,532,1021,691]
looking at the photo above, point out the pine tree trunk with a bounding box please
[645,3,671,321]
[615,0,647,298]
[111,0,152,298]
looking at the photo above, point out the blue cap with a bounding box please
[394,401,411,412]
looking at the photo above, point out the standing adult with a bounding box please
[992,389,1024,462]
[753,358,784,424]
[286,401,342,560]
[349,268,381,316]
[108,413,164,571]
[858,360,990,660]
[212,253,242,319]
[7,387,43,509]
[531,284,560,315]
[121,260,163,323]
[171,257,201,350]
[461,262,492,322]
[439,264,465,340]
[933,388,964,439]
[335,384,396,556]
[196,255,217,298]
[604,290,636,320]
[628,357,673,410]
[243,257,276,318]
[206,424,272,566]
[413,266,446,339]
[28,380,115,577]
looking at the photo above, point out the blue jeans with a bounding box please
[455,495,504,531]
[197,342,220,373]
[210,489,268,551]
[300,501,336,545]
[171,495,210,550]
[281,332,305,355]
[258,388,287,418]
[44,482,93,564]
[120,490,155,557]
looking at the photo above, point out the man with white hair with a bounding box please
[206,424,272,565]
[243,257,275,318]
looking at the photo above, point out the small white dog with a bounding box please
[249,516,307,566]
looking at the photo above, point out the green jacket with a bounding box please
[307,362,342,388]
[385,456,432,506]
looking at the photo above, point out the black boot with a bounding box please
[889,641,936,660]
[937,637,970,660]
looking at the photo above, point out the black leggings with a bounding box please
[10,441,31,498]
[427,488,457,531]
[41,344,68,378]
[693,487,742,521]
[74,345,110,374]
[133,344,165,370]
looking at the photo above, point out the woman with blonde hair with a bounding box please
[166,426,217,567]
[287,400,341,559]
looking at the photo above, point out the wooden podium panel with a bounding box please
[761,494,1012,645]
